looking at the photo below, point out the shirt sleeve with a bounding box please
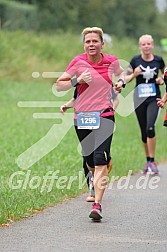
[66,57,78,77]
[129,57,136,70]
[160,57,165,70]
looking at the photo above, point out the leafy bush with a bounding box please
[0,0,38,30]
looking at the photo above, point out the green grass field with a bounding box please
[0,31,167,224]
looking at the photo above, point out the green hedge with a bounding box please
[0,0,38,30]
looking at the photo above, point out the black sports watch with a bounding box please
[117,78,126,88]
[71,77,79,87]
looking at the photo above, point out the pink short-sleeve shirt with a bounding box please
[66,53,119,117]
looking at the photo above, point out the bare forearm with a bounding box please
[115,70,125,82]
[56,68,92,91]
[162,93,167,103]
[125,72,135,83]
[56,79,73,91]
[157,93,167,108]
[65,98,75,108]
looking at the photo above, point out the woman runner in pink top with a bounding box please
[56,27,125,221]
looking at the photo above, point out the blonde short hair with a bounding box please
[139,34,154,45]
[82,27,104,42]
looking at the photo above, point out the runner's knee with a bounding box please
[147,126,155,138]
[94,151,108,166]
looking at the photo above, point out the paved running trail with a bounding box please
[0,162,167,252]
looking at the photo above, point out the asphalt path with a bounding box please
[0,162,167,252]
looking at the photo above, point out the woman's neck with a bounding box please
[88,53,102,64]
[141,53,154,61]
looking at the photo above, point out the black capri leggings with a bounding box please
[74,116,115,168]
[134,99,160,143]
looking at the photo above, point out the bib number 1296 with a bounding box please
[77,112,100,129]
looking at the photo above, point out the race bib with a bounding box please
[77,112,100,129]
[138,83,156,97]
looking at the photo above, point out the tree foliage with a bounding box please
[2,0,167,40]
